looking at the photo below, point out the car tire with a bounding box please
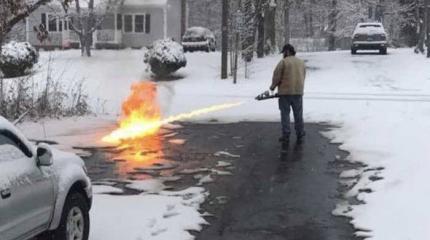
[380,48,387,55]
[52,192,90,240]
[351,48,357,55]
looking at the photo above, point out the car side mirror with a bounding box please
[37,143,53,167]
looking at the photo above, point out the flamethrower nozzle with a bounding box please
[255,91,279,101]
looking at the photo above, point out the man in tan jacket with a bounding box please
[270,44,306,144]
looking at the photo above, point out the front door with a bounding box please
[0,132,55,240]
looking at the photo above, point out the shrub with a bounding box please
[0,41,39,78]
[144,39,187,77]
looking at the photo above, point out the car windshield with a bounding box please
[359,24,381,28]
[183,28,212,41]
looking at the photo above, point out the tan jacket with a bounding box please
[271,56,306,95]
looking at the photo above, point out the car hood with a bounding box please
[51,148,85,168]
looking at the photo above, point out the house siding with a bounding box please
[120,6,164,48]
[166,0,182,42]
[28,6,66,49]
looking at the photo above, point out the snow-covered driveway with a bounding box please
[21,48,430,240]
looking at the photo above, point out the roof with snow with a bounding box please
[49,0,168,8]
[124,0,168,6]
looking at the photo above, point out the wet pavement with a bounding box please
[82,122,360,240]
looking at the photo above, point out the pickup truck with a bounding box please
[0,116,92,240]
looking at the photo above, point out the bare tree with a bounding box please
[60,0,117,57]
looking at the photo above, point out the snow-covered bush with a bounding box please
[144,39,187,77]
[0,41,39,78]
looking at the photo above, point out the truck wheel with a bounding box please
[52,192,90,240]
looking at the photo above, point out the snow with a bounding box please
[147,39,187,65]
[214,151,240,158]
[17,48,430,239]
[90,187,208,240]
[93,185,124,194]
[0,41,38,65]
[126,179,167,193]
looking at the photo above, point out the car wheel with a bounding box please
[52,192,90,240]
[351,48,357,55]
[380,48,387,55]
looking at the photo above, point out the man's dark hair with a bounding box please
[281,44,296,57]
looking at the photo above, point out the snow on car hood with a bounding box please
[51,148,85,169]
[49,148,88,192]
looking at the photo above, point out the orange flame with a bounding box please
[103,81,243,144]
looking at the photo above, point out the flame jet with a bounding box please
[103,81,243,144]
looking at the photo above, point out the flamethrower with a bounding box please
[255,91,279,101]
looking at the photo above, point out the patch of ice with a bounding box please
[93,185,123,194]
[126,179,167,193]
[214,151,240,158]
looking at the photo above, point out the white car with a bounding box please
[0,117,92,240]
[351,22,388,55]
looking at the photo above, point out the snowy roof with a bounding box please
[124,0,168,6]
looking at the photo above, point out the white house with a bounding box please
[18,0,185,49]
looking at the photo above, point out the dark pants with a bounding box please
[278,95,305,138]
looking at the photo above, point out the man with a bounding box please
[270,44,306,144]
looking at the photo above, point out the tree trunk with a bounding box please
[85,35,92,57]
[426,0,430,57]
[0,76,4,116]
[0,37,3,115]
[256,11,265,58]
[221,0,229,79]
[265,5,276,54]
[328,0,337,51]
[416,0,425,53]
[243,0,256,62]
[284,0,290,44]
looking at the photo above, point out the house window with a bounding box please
[145,14,151,33]
[117,14,122,30]
[64,20,68,31]
[48,15,58,32]
[124,15,133,32]
[135,15,144,33]
[59,20,63,32]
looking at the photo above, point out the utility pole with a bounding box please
[181,0,187,37]
[426,0,430,57]
[328,0,337,51]
[221,0,229,79]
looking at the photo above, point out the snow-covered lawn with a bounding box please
[18,48,430,239]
